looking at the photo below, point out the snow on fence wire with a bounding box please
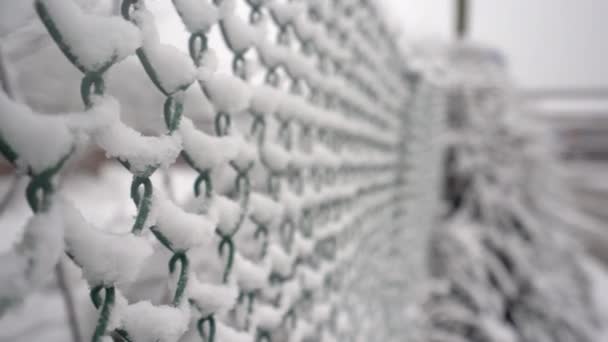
[0,0,433,341]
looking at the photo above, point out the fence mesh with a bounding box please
[0,1,442,341]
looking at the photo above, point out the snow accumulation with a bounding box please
[249,192,283,226]
[187,275,238,317]
[197,48,219,72]
[298,265,323,291]
[0,91,73,173]
[311,303,332,324]
[289,319,314,342]
[36,0,141,72]
[279,188,301,222]
[197,70,252,114]
[8,0,596,341]
[7,84,183,177]
[292,232,315,257]
[249,84,283,115]
[231,132,258,170]
[252,303,283,330]
[213,195,242,235]
[63,96,121,134]
[267,1,305,27]
[131,7,196,94]
[62,201,152,287]
[267,243,293,277]
[293,15,319,42]
[94,118,182,175]
[0,204,63,313]
[215,320,252,342]
[221,14,261,54]
[153,193,216,251]
[121,301,189,342]
[233,252,270,291]
[260,141,290,173]
[180,118,239,170]
[172,0,220,34]
[255,40,289,68]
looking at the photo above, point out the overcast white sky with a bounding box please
[0,0,605,90]
[382,0,608,89]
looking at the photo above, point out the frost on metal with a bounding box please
[426,44,603,342]
[0,0,425,341]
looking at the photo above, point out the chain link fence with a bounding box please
[0,1,444,341]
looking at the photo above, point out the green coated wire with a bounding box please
[130,176,153,234]
[218,235,235,284]
[169,253,189,306]
[197,316,216,342]
[91,286,115,342]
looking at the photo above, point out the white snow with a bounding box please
[260,142,290,173]
[311,303,332,323]
[94,118,182,175]
[231,134,258,170]
[107,290,129,332]
[293,15,320,42]
[153,193,216,251]
[289,319,314,342]
[131,7,196,94]
[252,303,283,330]
[233,253,269,291]
[255,41,289,68]
[268,2,305,27]
[37,0,141,72]
[312,144,339,169]
[212,195,242,235]
[63,95,121,135]
[62,201,152,286]
[181,86,216,122]
[197,70,252,114]
[201,49,220,72]
[289,150,311,171]
[179,118,240,170]
[217,0,237,18]
[280,189,301,222]
[250,84,283,115]
[335,311,351,333]
[292,232,315,257]
[279,279,301,310]
[221,14,260,53]
[0,91,73,173]
[249,192,283,226]
[267,244,293,277]
[0,204,64,313]
[121,301,190,342]
[284,53,315,80]
[172,0,219,33]
[215,321,252,342]
[298,266,323,291]
[187,276,238,317]
[210,163,239,195]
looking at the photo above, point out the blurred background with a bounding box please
[383,0,608,124]
[384,0,608,89]
[385,0,608,267]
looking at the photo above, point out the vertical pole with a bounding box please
[455,0,469,38]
